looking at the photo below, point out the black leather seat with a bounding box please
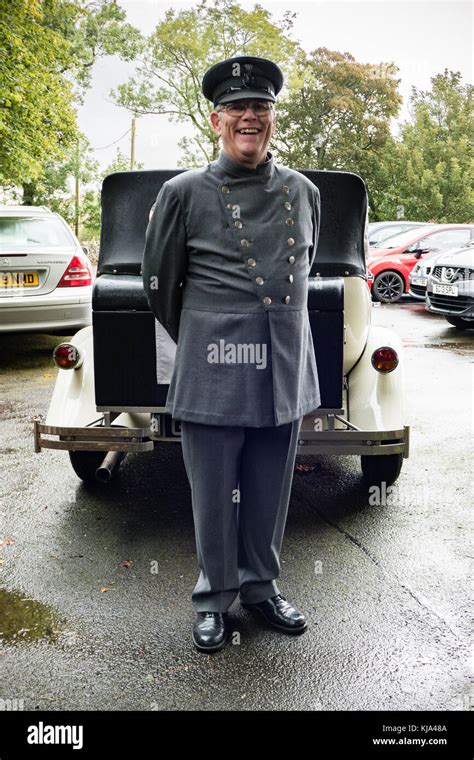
[307,276,344,409]
[92,168,362,410]
[92,272,345,410]
[92,274,149,312]
[93,273,344,313]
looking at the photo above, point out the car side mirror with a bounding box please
[414,248,430,258]
[82,245,90,257]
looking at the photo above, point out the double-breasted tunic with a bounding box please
[142,150,322,427]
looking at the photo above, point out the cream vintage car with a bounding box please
[34,169,410,487]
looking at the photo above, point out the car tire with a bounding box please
[69,450,108,484]
[445,316,472,331]
[372,271,405,303]
[360,453,403,487]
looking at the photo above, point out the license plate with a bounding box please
[433,283,458,296]
[412,277,427,286]
[0,271,39,288]
[151,413,181,438]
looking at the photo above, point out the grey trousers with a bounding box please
[180,417,303,612]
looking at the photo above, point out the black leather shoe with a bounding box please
[241,594,307,634]
[192,612,228,653]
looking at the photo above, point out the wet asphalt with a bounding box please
[0,297,472,711]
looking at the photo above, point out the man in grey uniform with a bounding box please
[143,56,321,653]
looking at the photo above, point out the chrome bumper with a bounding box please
[296,413,410,457]
[34,415,409,458]
[33,419,154,453]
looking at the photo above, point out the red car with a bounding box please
[367,224,474,302]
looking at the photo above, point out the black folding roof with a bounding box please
[98,168,367,278]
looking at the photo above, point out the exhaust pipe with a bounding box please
[95,451,126,483]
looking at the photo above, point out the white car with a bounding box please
[426,242,474,329]
[34,169,409,489]
[0,205,92,334]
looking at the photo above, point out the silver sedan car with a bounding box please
[0,205,92,334]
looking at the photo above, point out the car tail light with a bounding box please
[371,347,399,373]
[53,343,83,370]
[57,255,92,287]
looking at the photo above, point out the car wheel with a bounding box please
[69,450,107,484]
[372,271,405,303]
[360,453,403,487]
[445,316,472,331]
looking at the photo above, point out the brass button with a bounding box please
[221,185,230,193]
[288,255,295,264]
[256,276,264,285]
[286,218,294,226]
[247,257,256,267]
[287,238,295,246]
[226,203,234,209]
[263,296,272,305]
[283,295,291,304]
[282,185,289,193]
[234,220,243,228]
[241,239,250,248]
[284,201,292,210]
[288,274,294,283]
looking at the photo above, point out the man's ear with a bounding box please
[210,110,222,137]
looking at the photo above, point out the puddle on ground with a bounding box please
[402,341,473,353]
[0,588,66,644]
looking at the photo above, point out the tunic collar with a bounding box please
[215,150,275,180]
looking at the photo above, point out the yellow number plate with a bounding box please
[0,272,39,287]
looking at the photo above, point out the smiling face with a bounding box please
[210,99,276,169]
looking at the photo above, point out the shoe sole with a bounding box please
[192,631,228,653]
[241,604,308,634]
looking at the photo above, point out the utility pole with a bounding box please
[74,138,80,236]
[130,116,136,169]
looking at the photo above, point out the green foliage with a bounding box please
[0,0,78,187]
[385,70,474,222]
[80,149,144,240]
[42,0,143,95]
[0,0,141,189]
[80,188,102,241]
[1,0,471,231]
[273,48,402,220]
[22,134,99,224]
[112,0,299,164]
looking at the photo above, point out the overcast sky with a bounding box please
[77,0,473,171]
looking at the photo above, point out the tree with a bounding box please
[387,70,473,222]
[0,0,78,188]
[112,0,299,166]
[41,0,142,97]
[21,134,99,222]
[80,149,144,241]
[0,0,141,191]
[272,48,402,219]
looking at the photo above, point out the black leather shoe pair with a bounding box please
[241,594,308,634]
[192,612,228,653]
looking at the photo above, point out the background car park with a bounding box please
[0,205,93,334]
[367,224,474,303]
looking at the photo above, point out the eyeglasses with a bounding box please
[217,101,274,117]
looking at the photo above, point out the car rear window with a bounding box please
[0,217,75,248]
